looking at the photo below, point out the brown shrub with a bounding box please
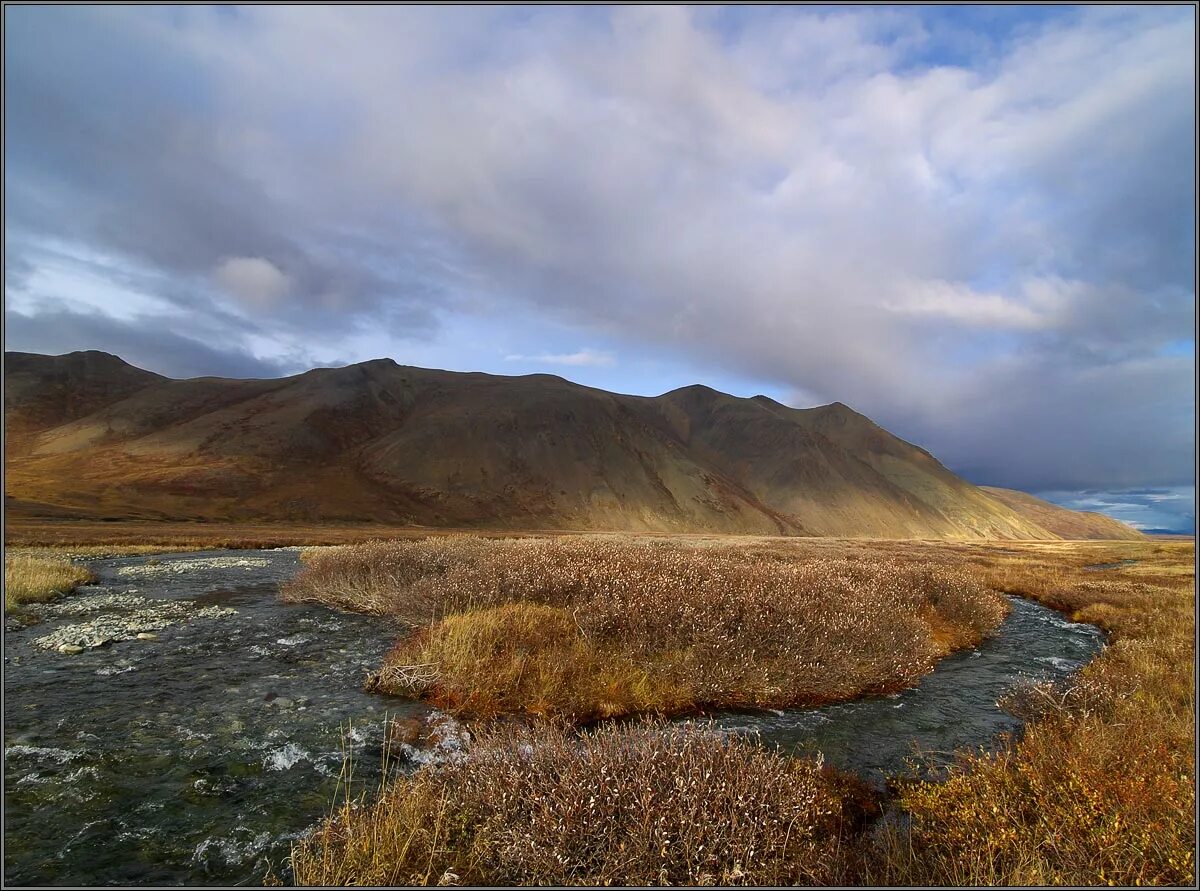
[859,539,1196,887]
[288,536,1007,719]
[290,718,858,887]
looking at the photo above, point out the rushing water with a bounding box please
[3,549,1105,886]
[710,596,1105,782]
[3,550,427,886]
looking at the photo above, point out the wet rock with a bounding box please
[136,632,158,641]
[57,644,85,655]
[5,615,35,632]
[33,600,238,653]
[115,556,271,578]
[387,716,427,747]
[388,712,471,766]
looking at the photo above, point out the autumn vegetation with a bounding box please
[4,552,93,611]
[284,535,1193,887]
[282,536,1007,720]
[289,718,876,886]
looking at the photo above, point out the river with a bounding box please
[2,549,1104,885]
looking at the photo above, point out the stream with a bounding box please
[3,549,1104,886]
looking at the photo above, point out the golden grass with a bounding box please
[4,553,93,610]
[284,536,1007,721]
[4,518,568,550]
[859,539,1196,886]
[287,536,1194,887]
[289,718,871,887]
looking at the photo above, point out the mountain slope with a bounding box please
[980,486,1147,541]
[5,350,1060,538]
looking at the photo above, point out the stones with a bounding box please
[5,615,36,633]
[115,556,271,578]
[32,598,237,654]
[388,716,427,747]
[57,644,85,655]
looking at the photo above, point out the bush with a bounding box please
[290,718,863,887]
[285,536,1007,720]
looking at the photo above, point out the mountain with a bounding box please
[3,350,1076,539]
[979,486,1147,541]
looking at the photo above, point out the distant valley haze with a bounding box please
[4,5,1195,533]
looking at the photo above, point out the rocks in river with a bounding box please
[57,644,85,655]
[23,592,151,619]
[115,556,271,578]
[5,615,36,633]
[387,712,471,766]
[387,716,427,747]
[32,601,237,654]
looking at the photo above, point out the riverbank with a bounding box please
[2,549,416,886]
[868,538,1196,885]
[3,536,1190,885]
[4,553,94,612]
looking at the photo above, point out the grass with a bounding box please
[7,527,1189,885]
[855,538,1196,886]
[289,717,873,887]
[286,536,1193,887]
[4,518,568,550]
[283,536,1007,720]
[4,553,94,611]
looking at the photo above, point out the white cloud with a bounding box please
[213,256,289,306]
[505,348,615,367]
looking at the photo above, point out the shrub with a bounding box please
[286,536,1007,719]
[290,718,862,887]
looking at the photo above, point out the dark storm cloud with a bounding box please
[3,5,1195,499]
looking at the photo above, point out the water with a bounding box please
[4,550,1105,885]
[714,596,1105,782]
[3,550,427,886]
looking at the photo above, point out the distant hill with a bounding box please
[2,350,1106,539]
[980,486,1146,541]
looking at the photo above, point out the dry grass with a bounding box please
[4,518,569,550]
[287,536,1194,887]
[284,536,1006,720]
[289,718,871,887]
[853,539,1195,886]
[4,553,93,610]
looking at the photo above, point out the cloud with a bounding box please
[3,5,1194,496]
[213,256,289,306]
[1037,486,1196,533]
[3,304,295,380]
[505,348,615,367]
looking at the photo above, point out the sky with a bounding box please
[4,4,1196,533]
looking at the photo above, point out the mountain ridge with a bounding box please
[2,350,1140,540]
